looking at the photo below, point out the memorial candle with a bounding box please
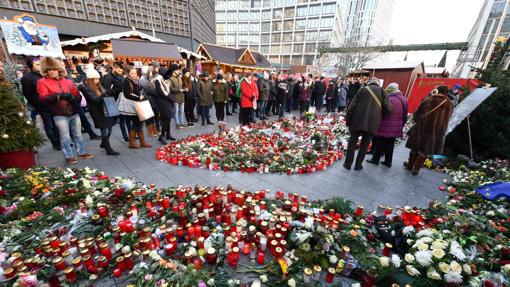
[64,267,77,283]
[257,251,265,265]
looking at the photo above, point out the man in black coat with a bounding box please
[21,56,60,150]
[312,76,326,112]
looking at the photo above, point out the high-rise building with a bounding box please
[215,0,346,67]
[453,0,510,77]
[0,0,215,48]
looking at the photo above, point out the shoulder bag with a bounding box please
[117,80,137,116]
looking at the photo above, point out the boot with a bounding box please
[102,136,120,155]
[165,131,176,141]
[128,130,140,149]
[412,154,427,176]
[150,124,159,137]
[403,151,418,170]
[89,132,101,140]
[137,131,152,148]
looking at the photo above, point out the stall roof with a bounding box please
[363,61,424,70]
[424,67,448,75]
[178,46,206,60]
[198,43,271,69]
[111,39,182,61]
[61,30,164,47]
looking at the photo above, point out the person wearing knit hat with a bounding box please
[197,70,214,125]
[37,56,94,164]
[448,83,463,106]
[79,67,120,156]
[366,82,408,168]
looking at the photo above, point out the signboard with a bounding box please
[0,14,64,58]
[446,87,498,134]
[407,78,479,113]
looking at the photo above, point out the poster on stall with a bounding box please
[0,13,64,58]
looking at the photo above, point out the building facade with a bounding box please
[215,0,346,66]
[0,0,215,49]
[453,0,510,77]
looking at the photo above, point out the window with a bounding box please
[281,45,291,53]
[284,20,294,30]
[294,32,304,41]
[304,55,314,65]
[216,23,225,32]
[307,18,319,29]
[273,8,283,19]
[216,12,226,21]
[250,12,259,21]
[238,24,249,31]
[297,6,307,17]
[261,10,271,20]
[271,33,281,42]
[319,30,331,41]
[291,55,302,66]
[283,32,292,42]
[228,11,237,21]
[281,55,290,64]
[261,34,270,43]
[261,22,270,32]
[322,3,336,14]
[309,4,320,16]
[227,35,236,45]
[271,45,281,54]
[272,21,282,31]
[249,35,260,44]
[269,56,279,64]
[250,24,260,32]
[239,11,249,20]
[227,24,237,32]
[293,44,303,53]
[284,7,295,18]
[305,43,316,53]
[216,35,225,44]
[239,0,249,8]
[239,34,249,45]
[250,45,259,52]
[295,19,306,29]
[306,31,318,41]
[216,1,227,9]
[260,45,269,54]
[321,17,334,28]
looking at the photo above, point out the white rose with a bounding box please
[417,243,429,251]
[329,255,338,265]
[486,210,495,217]
[379,256,390,267]
[405,253,415,263]
[463,264,472,275]
[251,280,261,287]
[207,278,215,285]
[287,278,296,287]
[432,249,445,259]
[427,267,442,280]
[502,264,510,273]
[438,262,450,273]
[406,265,421,276]
[391,254,402,268]
[259,275,268,283]
[450,261,462,273]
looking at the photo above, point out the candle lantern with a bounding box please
[206,248,217,264]
[303,268,313,284]
[64,267,78,283]
[326,267,336,283]
[312,265,322,281]
[52,256,67,271]
[382,243,393,257]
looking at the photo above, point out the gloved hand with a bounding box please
[250,96,255,101]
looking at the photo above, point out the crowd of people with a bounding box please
[13,55,455,173]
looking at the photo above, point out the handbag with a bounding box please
[134,100,155,121]
[103,96,120,117]
[116,92,137,116]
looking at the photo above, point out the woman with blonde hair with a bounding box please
[79,68,120,155]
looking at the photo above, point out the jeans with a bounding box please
[278,102,285,118]
[184,97,196,123]
[257,100,266,118]
[199,106,211,124]
[344,130,373,169]
[54,114,87,159]
[174,102,185,126]
[119,115,132,139]
[39,111,60,146]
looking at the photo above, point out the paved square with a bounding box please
[35,111,447,212]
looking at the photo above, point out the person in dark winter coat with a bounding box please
[405,85,453,175]
[256,72,270,120]
[325,80,337,113]
[344,77,392,171]
[229,74,239,113]
[101,61,131,142]
[197,71,214,125]
[298,77,312,116]
[212,74,229,122]
[312,77,326,112]
[168,64,186,129]
[286,77,296,113]
[182,68,196,126]
[337,82,347,112]
[346,79,361,106]
[366,83,408,167]
[37,56,94,164]
[275,75,288,118]
[140,65,159,137]
[21,56,60,150]
[122,66,152,149]
[154,67,175,144]
[266,73,278,117]
[79,69,119,156]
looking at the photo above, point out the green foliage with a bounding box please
[0,75,45,152]
[323,197,354,215]
[445,38,510,159]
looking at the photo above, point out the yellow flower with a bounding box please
[450,261,462,273]
[379,256,390,267]
[278,258,288,275]
[405,254,415,263]
[432,249,445,259]
[438,262,450,273]
[417,243,429,251]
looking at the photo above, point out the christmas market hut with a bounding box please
[362,61,425,96]
[196,43,271,74]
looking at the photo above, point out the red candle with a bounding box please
[116,256,126,272]
[124,252,134,270]
[113,268,122,278]
[355,206,364,216]
[52,256,67,271]
[97,256,108,268]
[162,197,171,209]
[99,242,112,260]
[177,227,184,237]
[64,267,77,283]
[206,248,217,264]
[382,243,393,257]
[326,267,336,283]
[257,251,265,265]
[97,205,108,218]
[165,243,175,255]
[193,258,202,270]
[195,226,203,238]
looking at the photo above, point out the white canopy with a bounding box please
[60,29,164,47]
[178,46,206,60]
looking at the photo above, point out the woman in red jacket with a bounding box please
[240,72,258,125]
[37,57,93,164]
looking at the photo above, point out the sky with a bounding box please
[382,0,485,71]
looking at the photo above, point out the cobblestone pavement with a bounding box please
[36,110,448,212]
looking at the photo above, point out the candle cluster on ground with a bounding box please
[0,159,509,286]
[156,114,349,174]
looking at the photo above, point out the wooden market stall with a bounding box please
[196,43,271,75]
[110,39,182,66]
[362,61,425,96]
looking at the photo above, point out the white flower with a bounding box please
[450,261,462,273]
[449,241,467,261]
[416,229,433,238]
[444,271,463,283]
[417,243,429,251]
[406,265,421,276]
[468,277,482,287]
[82,179,91,189]
[391,254,401,268]
[114,243,123,251]
[415,250,433,267]
[463,264,472,275]
[85,195,94,207]
[438,262,451,273]
[379,256,390,267]
[259,275,268,283]
[149,250,161,261]
[405,253,415,263]
[486,210,495,217]
[207,278,215,285]
[227,279,240,287]
[502,264,510,273]
[121,246,131,254]
[329,255,338,265]
[427,267,442,280]
[431,240,448,250]
[287,278,296,287]
[432,249,446,259]
[251,280,261,287]
[402,226,415,236]
[420,236,433,243]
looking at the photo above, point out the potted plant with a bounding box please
[0,74,45,169]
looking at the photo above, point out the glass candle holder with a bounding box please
[382,243,393,257]
[52,256,67,271]
[312,265,322,281]
[326,267,336,283]
[206,248,217,264]
[64,267,77,283]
